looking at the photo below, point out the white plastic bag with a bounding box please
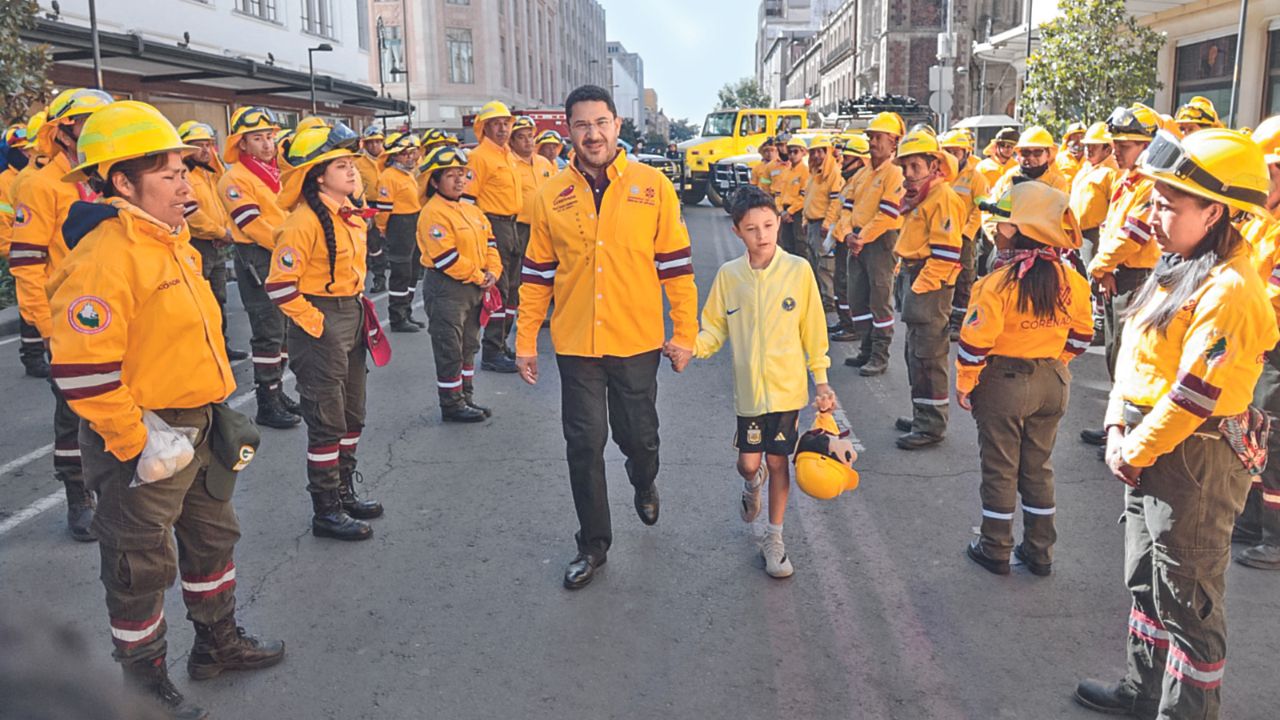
[130,411,198,487]
[821,230,837,257]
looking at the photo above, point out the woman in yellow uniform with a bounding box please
[1075,129,1277,719]
[267,122,383,542]
[374,132,424,332]
[956,182,1093,576]
[417,145,503,423]
[48,101,284,719]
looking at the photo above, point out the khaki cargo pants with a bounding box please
[481,213,520,360]
[847,230,898,362]
[1236,345,1280,545]
[805,220,835,307]
[233,243,288,387]
[83,406,239,665]
[899,260,954,439]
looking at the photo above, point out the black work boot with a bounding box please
[310,490,373,541]
[442,400,487,423]
[948,312,963,342]
[407,314,427,329]
[65,482,97,542]
[338,469,384,519]
[255,385,301,429]
[123,656,208,720]
[1074,678,1159,718]
[187,617,286,681]
[894,417,914,433]
[1235,542,1280,570]
[481,354,518,373]
[22,354,51,378]
[276,387,302,417]
[371,274,387,294]
[224,346,249,361]
[389,319,420,333]
[462,381,492,418]
[844,350,871,367]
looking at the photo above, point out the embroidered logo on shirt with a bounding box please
[429,224,445,240]
[277,247,297,271]
[966,307,983,327]
[226,186,241,200]
[13,203,31,227]
[68,296,111,335]
[1206,337,1229,366]
[727,308,740,315]
[782,297,796,311]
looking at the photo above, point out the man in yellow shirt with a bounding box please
[355,125,387,293]
[802,136,841,309]
[826,134,869,340]
[774,137,810,259]
[975,127,1017,187]
[939,129,989,340]
[509,114,556,329]
[466,101,523,372]
[514,85,698,590]
[749,138,779,191]
[1056,122,1086,187]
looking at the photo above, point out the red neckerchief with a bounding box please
[1111,171,1139,203]
[75,181,99,203]
[993,248,1063,277]
[241,153,281,193]
[901,173,941,214]
[339,206,378,226]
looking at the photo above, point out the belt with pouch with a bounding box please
[485,212,518,222]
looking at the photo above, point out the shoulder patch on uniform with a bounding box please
[68,295,111,335]
[378,186,389,197]
[226,186,241,200]
[429,224,446,240]
[277,246,298,272]
[966,307,983,328]
[13,203,31,227]
[1205,336,1229,366]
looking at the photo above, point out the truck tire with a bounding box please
[681,183,706,206]
[706,182,725,209]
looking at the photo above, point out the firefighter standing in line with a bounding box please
[939,129,990,341]
[750,137,779,190]
[1074,128,1277,720]
[374,131,424,333]
[891,127,966,450]
[825,133,869,341]
[1234,116,1280,570]
[1056,121,1087,187]
[801,135,841,309]
[536,129,566,167]
[1070,122,1118,264]
[1080,104,1161,450]
[1174,95,1221,137]
[834,112,906,376]
[355,125,388,293]
[267,122,383,542]
[956,182,1093,576]
[216,105,301,430]
[418,146,504,424]
[178,121,248,364]
[10,87,114,541]
[975,127,1018,188]
[465,101,523,373]
[986,126,1071,202]
[511,115,556,301]
[48,100,285,720]
[774,137,810,259]
[1,117,51,379]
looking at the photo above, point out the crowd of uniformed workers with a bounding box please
[1,79,1279,720]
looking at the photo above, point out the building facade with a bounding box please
[643,88,671,141]
[756,0,844,104]
[607,40,645,128]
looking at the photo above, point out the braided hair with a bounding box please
[301,162,338,293]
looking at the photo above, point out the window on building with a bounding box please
[379,24,403,85]
[1266,29,1280,115]
[447,28,475,84]
[501,35,509,88]
[302,0,335,37]
[1173,34,1237,116]
[235,0,278,22]
[356,0,369,51]
[446,0,470,4]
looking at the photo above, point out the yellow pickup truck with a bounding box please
[676,107,808,205]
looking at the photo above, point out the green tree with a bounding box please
[669,118,698,142]
[1022,0,1164,136]
[619,118,640,146]
[0,0,51,123]
[643,131,668,148]
[716,77,770,110]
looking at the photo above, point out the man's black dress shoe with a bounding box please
[634,486,659,526]
[563,553,606,590]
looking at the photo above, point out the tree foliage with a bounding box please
[0,0,51,124]
[619,118,640,146]
[669,118,698,142]
[1023,0,1164,136]
[717,77,770,110]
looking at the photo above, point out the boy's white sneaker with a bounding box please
[761,531,794,578]
[740,465,765,523]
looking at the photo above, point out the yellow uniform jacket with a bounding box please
[825,166,863,231]
[184,162,230,242]
[751,159,781,192]
[373,164,422,234]
[464,137,523,216]
[515,152,557,225]
[895,181,966,293]
[802,155,841,226]
[266,194,369,338]
[832,158,905,245]
[417,193,502,285]
[951,156,990,241]
[975,155,1015,188]
[774,160,809,216]
[1069,157,1118,232]
[1087,170,1157,278]
[355,153,381,205]
[694,250,830,416]
[218,161,285,250]
[1241,212,1280,329]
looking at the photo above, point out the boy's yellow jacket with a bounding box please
[1105,248,1278,467]
[694,250,830,416]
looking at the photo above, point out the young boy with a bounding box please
[688,185,835,578]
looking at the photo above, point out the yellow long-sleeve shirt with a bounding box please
[0,166,18,257]
[1056,151,1084,187]
[895,180,966,294]
[1242,212,1280,329]
[1069,157,1118,232]
[1087,170,1157,278]
[694,250,830,415]
[355,153,381,204]
[265,194,369,338]
[825,167,862,230]
[183,162,230,242]
[802,155,841,225]
[1106,248,1278,467]
[955,261,1094,393]
[515,152,557,224]
[10,153,99,336]
[464,136,522,216]
[832,158,904,245]
[48,199,235,461]
[751,159,782,192]
[2,158,47,259]
[516,152,698,358]
[774,160,809,216]
[951,156,989,241]
[975,155,1015,188]
[218,161,285,250]
[417,193,502,285]
[373,164,422,234]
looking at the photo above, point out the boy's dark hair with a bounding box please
[729,185,778,226]
[565,85,618,120]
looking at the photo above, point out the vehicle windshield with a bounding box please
[702,112,738,137]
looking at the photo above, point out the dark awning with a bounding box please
[23,18,410,114]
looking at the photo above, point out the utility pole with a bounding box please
[88,0,104,90]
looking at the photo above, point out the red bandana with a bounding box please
[241,153,281,193]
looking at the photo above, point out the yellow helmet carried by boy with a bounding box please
[794,412,860,500]
[64,101,193,183]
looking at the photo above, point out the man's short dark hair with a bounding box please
[729,185,778,226]
[565,85,618,119]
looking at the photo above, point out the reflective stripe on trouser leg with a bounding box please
[805,221,834,305]
[233,244,287,386]
[425,270,483,409]
[366,222,388,275]
[18,316,44,361]
[483,215,520,358]
[50,379,85,488]
[288,297,364,494]
[850,231,897,361]
[951,235,976,315]
[901,267,952,438]
[385,212,420,323]
[832,242,852,324]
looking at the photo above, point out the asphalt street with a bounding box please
[0,204,1277,719]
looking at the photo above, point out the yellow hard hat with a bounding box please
[1082,121,1111,145]
[1107,103,1159,142]
[1063,122,1086,139]
[1015,126,1056,150]
[474,100,513,138]
[25,110,47,144]
[277,121,360,209]
[536,129,564,146]
[443,133,461,146]
[223,106,281,163]
[5,123,29,149]
[38,88,115,155]
[383,131,422,155]
[1251,116,1280,165]
[418,145,468,184]
[1139,128,1270,218]
[785,136,809,151]
[63,100,193,183]
[842,133,870,157]
[981,182,1081,250]
[865,111,906,137]
[938,129,975,152]
[511,115,537,135]
[807,135,833,152]
[421,128,448,148]
[794,413,859,500]
[295,116,330,134]
[177,121,217,143]
[362,125,385,142]
[1175,96,1220,128]
[896,127,956,181]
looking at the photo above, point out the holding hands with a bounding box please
[662,339,692,373]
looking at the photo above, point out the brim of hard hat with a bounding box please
[794,452,859,500]
[1109,133,1154,143]
[63,142,197,183]
[1138,168,1271,219]
[536,137,563,146]
[277,148,358,210]
[896,150,957,182]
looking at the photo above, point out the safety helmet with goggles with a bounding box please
[536,129,563,146]
[362,125,385,141]
[177,121,217,143]
[47,88,115,124]
[1139,128,1270,218]
[5,124,29,149]
[285,122,359,168]
[419,145,468,178]
[1174,96,1220,128]
[511,115,537,134]
[1106,105,1159,142]
[224,106,280,163]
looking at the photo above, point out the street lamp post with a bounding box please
[308,43,334,115]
